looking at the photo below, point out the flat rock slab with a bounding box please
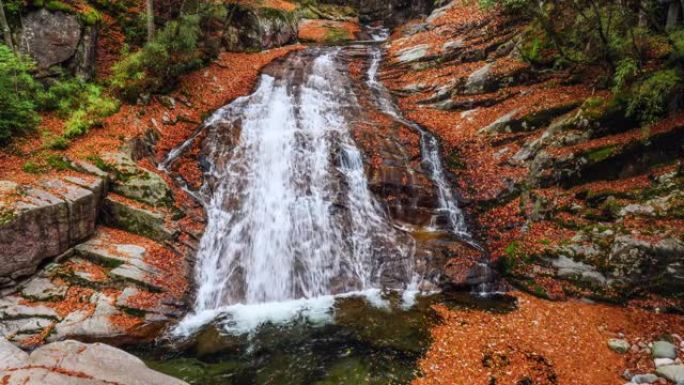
[20,277,67,301]
[102,196,176,242]
[48,293,124,342]
[395,44,429,64]
[0,338,188,385]
[0,296,59,320]
[74,235,165,292]
[652,340,678,359]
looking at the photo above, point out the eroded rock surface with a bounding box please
[0,337,188,385]
[0,175,105,287]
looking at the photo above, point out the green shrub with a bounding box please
[45,135,70,150]
[521,36,543,64]
[0,46,41,145]
[45,0,74,13]
[22,160,47,174]
[111,13,205,101]
[626,69,681,123]
[479,0,530,10]
[612,57,638,92]
[63,92,119,139]
[669,29,684,61]
[37,78,88,116]
[38,78,120,141]
[80,8,103,26]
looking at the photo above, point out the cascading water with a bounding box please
[176,50,416,335]
[364,41,498,295]
[366,47,470,238]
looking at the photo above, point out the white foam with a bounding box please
[172,289,423,338]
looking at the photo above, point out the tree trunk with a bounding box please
[666,0,682,30]
[638,0,648,28]
[0,0,14,51]
[146,0,155,42]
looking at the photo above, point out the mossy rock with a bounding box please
[100,153,174,207]
[101,197,176,242]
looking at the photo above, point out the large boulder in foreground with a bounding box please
[0,338,188,385]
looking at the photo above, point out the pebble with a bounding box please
[656,358,675,367]
[652,341,678,359]
[609,339,631,354]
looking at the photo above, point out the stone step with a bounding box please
[101,195,177,242]
[74,234,165,292]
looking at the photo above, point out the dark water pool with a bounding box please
[133,292,515,385]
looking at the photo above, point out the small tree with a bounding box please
[0,46,40,145]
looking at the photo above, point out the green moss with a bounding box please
[583,145,617,164]
[258,6,295,22]
[22,160,48,174]
[86,155,115,173]
[45,135,70,150]
[46,155,73,171]
[44,0,74,13]
[79,9,103,26]
[0,208,15,227]
[325,27,351,43]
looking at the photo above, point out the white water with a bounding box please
[176,51,417,335]
[366,47,470,238]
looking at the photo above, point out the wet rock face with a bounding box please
[0,338,188,385]
[19,9,97,79]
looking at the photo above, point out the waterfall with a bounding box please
[175,50,415,334]
[366,47,470,238]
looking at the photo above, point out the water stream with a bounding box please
[366,47,470,238]
[175,49,420,336]
[141,38,506,385]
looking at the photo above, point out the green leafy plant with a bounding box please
[45,0,73,13]
[111,13,203,101]
[0,46,41,145]
[612,57,638,92]
[38,78,120,141]
[626,69,681,123]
